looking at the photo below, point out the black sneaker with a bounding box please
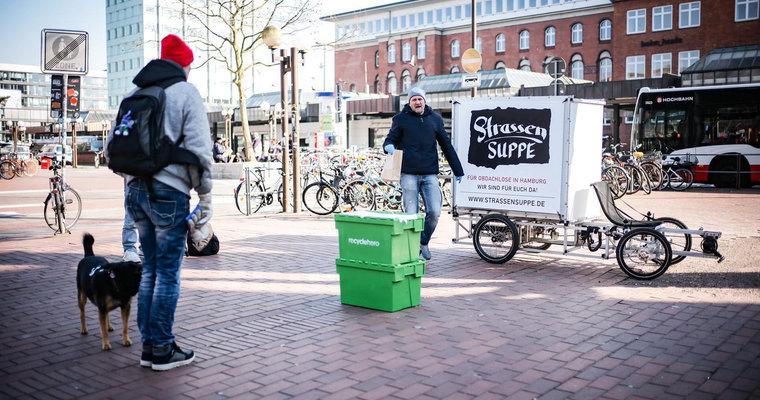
[140,343,152,368]
[151,342,195,371]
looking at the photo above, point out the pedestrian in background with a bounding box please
[383,87,464,260]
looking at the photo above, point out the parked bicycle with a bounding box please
[1,152,39,179]
[44,161,82,233]
[302,164,353,215]
[661,156,695,191]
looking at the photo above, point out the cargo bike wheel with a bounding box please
[473,214,520,264]
[615,228,672,280]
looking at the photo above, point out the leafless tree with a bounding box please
[181,0,317,161]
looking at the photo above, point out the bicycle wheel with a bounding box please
[0,161,15,180]
[654,217,691,265]
[44,187,82,231]
[23,159,39,176]
[440,179,452,208]
[615,228,672,280]
[640,162,663,190]
[669,168,693,191]
[342,180,375,210]
[234,181,265,214]
[473,214,520,264]
[302,182,338,215]
[602,166,628,199]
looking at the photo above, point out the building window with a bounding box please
[518,58,531,71]
[402,43,412,62]
[374,75,380,93]
[450,65,460,73]
[451,39,460,58]
[626,55,645,79]
[599,19,611,40]
[409,14,415,27]
[416,67,426,80]
[519,30,529,50]
[544,27,555,47]
[598,51,612,82]
[679,2,701,28]
[417,40,426,59]
[651,53,672,77]
[570,54,584,79]
[736,0,759,21]
[350,84,356,92]
[476,37,482,53]
[571,23,583,44]
[627,9,646,34]
[495,60,507,69]
[678,50,700,73]
[496,33,505,52]
[652,5,673,31]
[401,69,412,92]
[388,44,396,64]
[387,71,398,94]
[374,51,379,68]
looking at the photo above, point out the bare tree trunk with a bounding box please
[235,81,254,161]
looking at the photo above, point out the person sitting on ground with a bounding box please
[212,137,227,163]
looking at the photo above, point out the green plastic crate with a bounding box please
[335,258,425,312]
[334,211,424,265]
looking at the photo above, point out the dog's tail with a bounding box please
[83,233,95,257]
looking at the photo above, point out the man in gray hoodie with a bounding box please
[107,34,213,371]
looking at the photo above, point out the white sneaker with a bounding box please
[420,245,432,260]
[123,250,141,263]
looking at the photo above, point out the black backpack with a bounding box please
[108,84,200,181]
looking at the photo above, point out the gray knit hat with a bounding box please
[407,87,426,103]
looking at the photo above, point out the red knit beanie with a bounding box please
[160,34,194,67]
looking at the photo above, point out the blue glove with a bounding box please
[455,176,462,183]
[383,144,395,155]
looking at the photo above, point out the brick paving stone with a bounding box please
[1,173,759,399]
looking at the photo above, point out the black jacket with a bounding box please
[383,104,464,177]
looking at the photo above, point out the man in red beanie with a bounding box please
[106,34,213,371]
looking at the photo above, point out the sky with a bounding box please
[0,0,395,72]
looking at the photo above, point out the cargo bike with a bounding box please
[449,96,724,280]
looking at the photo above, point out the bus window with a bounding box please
[641,109,687,152]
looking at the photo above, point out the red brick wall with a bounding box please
[334,11,615,92]
[612,0,760,80]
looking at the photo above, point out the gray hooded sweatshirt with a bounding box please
[106,59,213,195]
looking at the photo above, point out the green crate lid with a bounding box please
[336,257,425,281]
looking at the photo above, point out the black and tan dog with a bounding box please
[77,233,142,350]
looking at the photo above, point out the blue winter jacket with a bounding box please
[383,104,464,177]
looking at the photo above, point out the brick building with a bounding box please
[323,0,759,94]
[611,0,760,81]
[325,0,614,94]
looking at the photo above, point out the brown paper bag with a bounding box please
[380,150,403,182]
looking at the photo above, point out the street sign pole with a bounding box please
[471,0,477,98]
[61,74,67,177]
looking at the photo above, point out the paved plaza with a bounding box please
[1,167,759,399]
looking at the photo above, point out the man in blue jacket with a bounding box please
[383,88,464,260]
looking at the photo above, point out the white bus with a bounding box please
[632,83,760,188]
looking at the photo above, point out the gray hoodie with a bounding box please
[106,59,213,195]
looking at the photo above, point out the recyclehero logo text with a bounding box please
[468,107,552,169]
[348,237,380,247]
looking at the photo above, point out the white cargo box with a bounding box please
[452,96,604,222]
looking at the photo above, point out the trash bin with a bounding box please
[40,157,51,170]
[335,258,425,312]
[334,211,424,265]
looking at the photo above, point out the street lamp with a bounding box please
[262,25,310,213]
[221,108,234,148]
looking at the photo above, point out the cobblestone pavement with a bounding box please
[1,167,759,399]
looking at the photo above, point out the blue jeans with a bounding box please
[123,180,139,254]
[400,174,441,246]
[127,180,190,347]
